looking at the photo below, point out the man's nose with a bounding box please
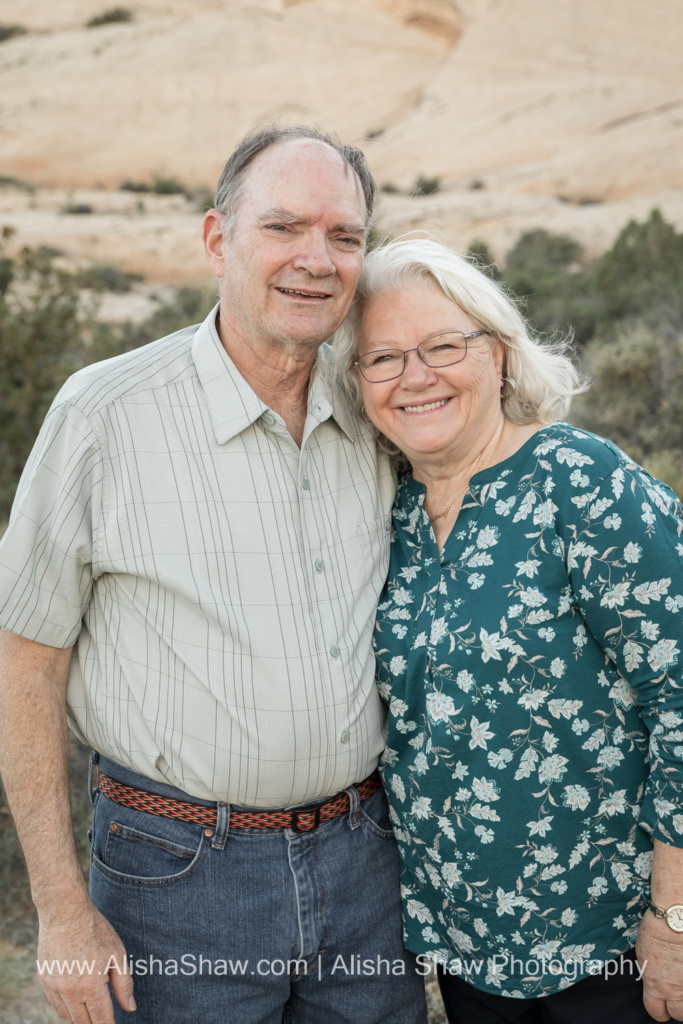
[292,233,336,277]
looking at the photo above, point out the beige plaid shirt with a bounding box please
[0,307,395,806]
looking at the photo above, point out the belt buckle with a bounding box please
[290,805,321,833]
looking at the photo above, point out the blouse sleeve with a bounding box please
[563,455,683,846]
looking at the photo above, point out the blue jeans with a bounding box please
[89,755,428,1024]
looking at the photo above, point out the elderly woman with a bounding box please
[330,238,683,1023]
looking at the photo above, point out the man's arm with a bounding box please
[636,839,683,1022]
[0,628,135,1024]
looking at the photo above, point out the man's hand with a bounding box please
[37,900,135,1024]
[0,629,135,1022]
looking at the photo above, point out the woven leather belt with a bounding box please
[97,770,381,834]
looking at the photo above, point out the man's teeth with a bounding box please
[279,288,327,297]
[403,399,449,413]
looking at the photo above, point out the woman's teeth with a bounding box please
[402,399,449,413]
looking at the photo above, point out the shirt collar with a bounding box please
[193,305,357,445]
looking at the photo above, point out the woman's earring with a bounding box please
[501,377,516,399]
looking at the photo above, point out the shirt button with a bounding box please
[329,645,340,659]
[340,730,350,744]
[302,477,311,490]
[385,516,391,531]
[315,559,325,573]
[263,411,276,426]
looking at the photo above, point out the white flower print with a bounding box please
[426,691,456,723]
[601,581,631,609]
[471,777,501,802]
[623,542,642,563]
[538,755,569,784]
[519,587,547,607]
[469,716,495,750]
[648,638,680,671]
[411,797,432,820]
[456,669,475,692]
[516,558,542,578]
[441,862,463,888]
[550,658,566,678]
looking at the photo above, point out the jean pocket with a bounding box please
[91,796,209,887]
[356,789,396,841]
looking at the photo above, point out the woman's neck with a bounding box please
[413,419,545,552]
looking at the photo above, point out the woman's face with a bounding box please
[358,283,504,466]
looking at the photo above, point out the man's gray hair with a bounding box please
[328,237,589,439]
[214,124,377,234]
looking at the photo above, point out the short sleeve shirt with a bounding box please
[0,307,396,806]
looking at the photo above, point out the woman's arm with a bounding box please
[637,839,683,1022]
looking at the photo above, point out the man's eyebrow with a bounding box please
[257,208,367,235]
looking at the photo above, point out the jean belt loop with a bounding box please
[88,750,100,805]
[345,783,360,830]
[212,802,230,849]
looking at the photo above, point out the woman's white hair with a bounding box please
[327,237,588,432]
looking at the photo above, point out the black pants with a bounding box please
[438,949,674,1024]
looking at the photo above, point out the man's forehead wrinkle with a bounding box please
[256,207,366,235]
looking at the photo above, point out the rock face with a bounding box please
[0,0,681,281]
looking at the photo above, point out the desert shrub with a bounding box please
[114,286,215,352]
[502,228,603,343]
[594,208,683,329]
[466,239,501,281]
[87,7,133,27]
[63,202,94,215]
[120,179,150,193]
[0,24,27,43]
[77,263,143,292]
[572,321,683,496]
[151,175,187,196]
[412,175,440,197]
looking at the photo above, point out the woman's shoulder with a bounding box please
[529,421,644,476]
[529,421,681,517]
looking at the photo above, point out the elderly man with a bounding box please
[0,126,428,1024]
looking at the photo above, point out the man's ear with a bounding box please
[202,209,226,278]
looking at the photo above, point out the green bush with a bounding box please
[594,208,683,329]
[87,7,133,27]
[0,24,27,43]
[501,229,603,343]
[120,179,150,193]
[573,321,683,496]
[77,263,143,293]
[151,175,187,196]
[412,176,440,197]
[466,239,501,281]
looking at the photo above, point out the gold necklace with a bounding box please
[426,433,503,523]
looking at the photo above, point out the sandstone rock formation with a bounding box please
[0,0,681,284]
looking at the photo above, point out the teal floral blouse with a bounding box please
[375,422,683,997]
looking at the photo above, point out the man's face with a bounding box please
[205,140,367,355]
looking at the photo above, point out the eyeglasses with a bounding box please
[355,330,490,383]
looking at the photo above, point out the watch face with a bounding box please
[666,906,683,933]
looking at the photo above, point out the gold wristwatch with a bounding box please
[649,901,683,932]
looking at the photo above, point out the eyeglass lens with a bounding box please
[358,332,468,382]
